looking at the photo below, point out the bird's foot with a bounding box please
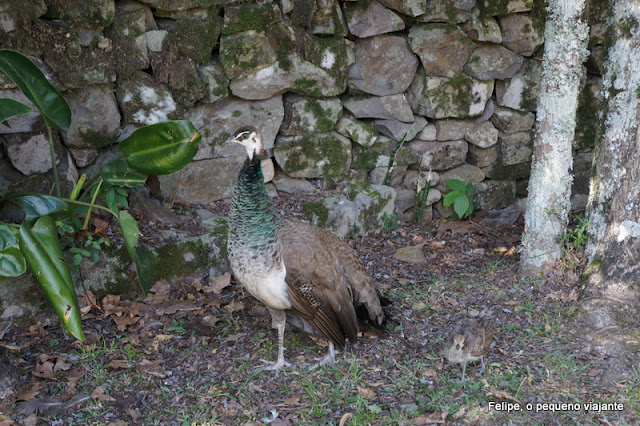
[308,343,336,370]
[259,358,292,373]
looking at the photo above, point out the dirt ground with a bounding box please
[0,193,638,425]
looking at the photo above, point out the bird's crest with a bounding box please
[227,127,263,160]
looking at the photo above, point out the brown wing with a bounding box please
[286,269,357,347]
[279,220,384,345]
[465,318,495,357]
[281,220,384,325]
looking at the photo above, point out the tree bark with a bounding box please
[519,0,589,277]
[581,0,640,384]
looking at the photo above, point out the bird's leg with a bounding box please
[458,362,469,383]
[308,341,336,370]
[480,356,486,374]
[261,308,291,372]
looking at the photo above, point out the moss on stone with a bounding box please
[575,81,600,151]
[293,78,323,97]
[79,128,115,149]
[302,201,329,227]
[222,4,280,35]
[232,110,243,118]
[351,141,386,171]
[303,99,339,132]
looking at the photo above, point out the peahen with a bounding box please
[226,127,385,372]
[443,317,495,382]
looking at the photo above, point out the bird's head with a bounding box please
[453,334,465,351]
[226,127,263,160]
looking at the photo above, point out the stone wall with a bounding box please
[0,0,605,224]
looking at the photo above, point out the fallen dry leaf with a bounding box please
[15,383,40,402]
[151,334,173,352]
[127,409,141,423]
[205,273,232,295]
[393,245,427,264]
[32,355,55,380]
[106,359,130,369]
[486,386,520,403]
[413,409,448,424]
[91,385,115,402]
[224,300,245,313]
[357,386,376,401]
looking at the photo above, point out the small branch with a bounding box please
[47,127,61,198]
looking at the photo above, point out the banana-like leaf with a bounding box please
[15,195,69,219]
[0,222,18,251]
[134,247,156,294]
[119,120,200,175]
[118,210,139,259]
[99,158,147,187]
[0,98,31,128]
[0,49,71,131]
[0,247,25,277]
[118,210,155,294]
[19,217,84,340]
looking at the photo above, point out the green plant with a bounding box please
[562,214,589,249]
[0,49,201,340]
[443,179,475,219]
[381,212,399,233]
[413,170,432,224]
[382,132,408,186]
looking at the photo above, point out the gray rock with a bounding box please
[373,116,427,141]
[228,61,294,100]
[417,0,475,23]
[4,132,61,175]
[408,23,475,77]
[435,164,485,192]
[69,148,100,168]
[274,132,352,180]
[408,68,494,118]
[219,31,277,80]
[105,1,149,78]
[155,9,222,64]
[347,183,397,234]
[349,35,418,96]
[498,14,544,57]
[344,0,405,38]
[499,131,532,165]
[158,155,246,203]
[467,144,498,168]
[369,164,407,186]
[116,71,177,125]
[416,123,437,141]
[408,140,468,170]
[465,121,499,148]
[63,85,121,149]
[273,170,317,194]
[0,90,45,134]
[434,119,476,141]
[335,115,379,147]
[261,157,275,183]
[404,169,440,188]
[495,58,542,111]
[186,95,284,160]
[146,30,168,52]
[222,3,282,35]
[197,59,230,103]
[310,0,348,36]
[475,180,516,209]
[463,44,523,80]
[479,0,533,15]
[343,93,414,122]
[154,56,207,106]
[463,10,502,43]
[482,160,531,180]
[490,106,536,134]
[306,196,357,239]
[378,0,426,17]
[280,94,342,136]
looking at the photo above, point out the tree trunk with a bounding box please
[581,0,640,384]
[519,0,589,276]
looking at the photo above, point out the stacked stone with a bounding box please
[0,0,604,230]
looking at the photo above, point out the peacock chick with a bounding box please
[226,127,385,373]
[443,317,495,382]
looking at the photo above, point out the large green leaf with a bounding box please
[0,50,71,131]
[445,179,467,193]
[99,158,148,187]
[119,120,200,175]
[118,210,155,294]
[453,195,471,219]
[0,98,31,128]
[19,217,84,340]
[0,223,25,277]
[15,195,69,219]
